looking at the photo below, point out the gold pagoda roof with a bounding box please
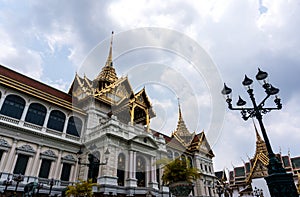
[95,31,118,84]
[172,102,195,146]
[246,123,269,183]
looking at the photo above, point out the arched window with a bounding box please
[66,116,82,137]
[47,110,65,132]
[25,103,46,126]
[88,152,100,183]
[117,153,125,186]
[0,95,25,119]
[167,150,173,160]
[174,152,180,158]
[181,155,186,162]
[136,156,146,187]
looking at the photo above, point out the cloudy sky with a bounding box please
[1,0,300,172]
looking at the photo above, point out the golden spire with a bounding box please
[105,31,114,67]
[95,31,118,84]
[253,120,263,143]
[173,98,194,145]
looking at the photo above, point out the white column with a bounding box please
[151,157,156,182]
[10,154,18,174]
[25,156,34,176]
[31,145,42,176]
[48,160,56,179]
[54,151,62,179]
[72,160,79,181]
[0,151,8,171]
[149,156,158,189]
[69,164,75,181]
[133,151,136,179]
[42,110,51,131]
[4,139,17,172]
[20,102,30,123]
[62,117,69,137]
[128,150,133,178]
[0,95,6,110]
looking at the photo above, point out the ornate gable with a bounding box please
[245,126,269,183]
[188,132,214,157]
[166,136,187,153]
[130,135,159,153]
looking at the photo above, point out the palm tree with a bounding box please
[66,179,95,197]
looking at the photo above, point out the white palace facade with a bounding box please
[0,34,217,197]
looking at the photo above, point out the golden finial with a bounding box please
[252,118,263,142]
[106,31,114,67]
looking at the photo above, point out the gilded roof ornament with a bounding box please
[173,98,194,146]
[95,31,118,84]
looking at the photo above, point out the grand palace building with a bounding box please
[0,34,217,196]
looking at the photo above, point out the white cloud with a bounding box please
[0,28,43,79]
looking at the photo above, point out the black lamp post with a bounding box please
[13,174,24,196]
[221,68,298,197]
[224,183,233,197]
[48,178,54,196]
[36,182,43,197]
[252,187,263,197]
[215,181,224,197]
[2,176,12,195]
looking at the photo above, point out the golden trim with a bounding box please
[0,75,86,115]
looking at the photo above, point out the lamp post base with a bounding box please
[265,172,298,197]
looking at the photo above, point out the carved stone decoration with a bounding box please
[0,138,11,151]
[61,154,76,164]
[16,144,36,156]
[40,149,57,161]
[17,144,35,153]
[0,138,10,147]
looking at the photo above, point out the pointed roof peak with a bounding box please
[105,31,114,67]
[252,118,263,142]
[178,97,183,120]
[173,99,193,146]
[95,31,118,84]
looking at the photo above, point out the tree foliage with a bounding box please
[66,179,95,197]
[161,158,201,185]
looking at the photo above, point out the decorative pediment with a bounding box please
[132,88,152,108]
[245,127,269,183]
[188,132,214,157]
[16,144,36,156]
[40,149,57,160]
[0,138,10,151]
[166,136,187,153]
[61,154,76,164]
[246,155,268,183]
[93,77,133,104]
[0,138,10,147]
[130,135,159,150]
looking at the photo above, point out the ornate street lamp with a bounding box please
[13,174,24,195]
[2,176,12,195]
[221,68,298,197]
[36,182,43,196]
[49,178,55,196]
[252,187,263,197]
[215,181,224,197]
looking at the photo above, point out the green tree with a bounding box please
[66,179,95,197]
[161,158,201,185]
